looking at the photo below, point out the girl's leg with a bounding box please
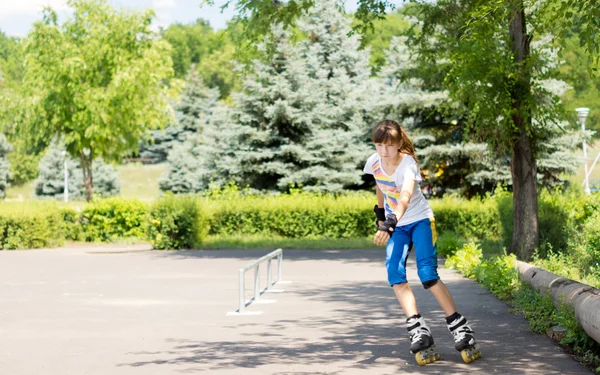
[412,219,479,358]
[385,229,417,317]
[428,280,457,316]
[392,282,418,317]
[411,218,458,314]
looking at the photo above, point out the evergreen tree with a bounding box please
[35,144,120,199]
[0,134,12,199]
[278,0,377,191]
[140,71,220,163]
[159,104,232,193]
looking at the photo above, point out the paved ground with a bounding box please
[0,245,592,374]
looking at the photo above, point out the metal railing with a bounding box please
[228,248,288,316]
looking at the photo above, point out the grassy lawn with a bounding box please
[118,162,168,201]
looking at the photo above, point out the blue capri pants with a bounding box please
[385,217,440,288]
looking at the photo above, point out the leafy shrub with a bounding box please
[0,202,65,249]
[436,231,463,257]
[473,253,519,300]
[146,195,209,249]
[430,197,500,241]
[77,198,147,242]
[445,242,483,278]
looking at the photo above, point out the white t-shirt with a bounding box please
[363,152,433,226]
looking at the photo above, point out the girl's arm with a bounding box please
[376,184,385,226]
[392,178,415,221]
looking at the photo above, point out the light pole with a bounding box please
[62,150,69,202]
[576,107,591,195]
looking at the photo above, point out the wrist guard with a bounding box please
[373,205,386,225]
[378,214,398,234]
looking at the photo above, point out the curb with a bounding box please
[515,260,600,345]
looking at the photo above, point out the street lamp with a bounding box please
[62,150,69,202]
[576,107,591,195]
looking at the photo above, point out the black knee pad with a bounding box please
[422,279,438,289]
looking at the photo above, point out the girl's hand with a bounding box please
[373,229,390,246]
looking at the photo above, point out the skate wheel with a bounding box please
[415,350,440,366]
[461,348,482,364]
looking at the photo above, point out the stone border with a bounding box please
[516,260,600,344]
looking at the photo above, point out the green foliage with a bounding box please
[473,253,519,301]
[436,231,462,257]
[76,198,147,242]
[445,242,483,278]
[7,148,39,186]
[146,195,208,250]
[208,192,374,238]
[0,202,65,249]
[15,0,173,201]
[511,284,557,334]
[430,197,500,240]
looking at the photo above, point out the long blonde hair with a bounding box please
[371,119,419,166]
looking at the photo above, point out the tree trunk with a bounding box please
[508,0,539,261]
[80,149,94,202]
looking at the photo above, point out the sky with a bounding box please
[0,0,386,37]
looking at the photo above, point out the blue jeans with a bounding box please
[385,217,440,287]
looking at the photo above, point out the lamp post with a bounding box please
[62,150,69,202]
[576,107,591,195]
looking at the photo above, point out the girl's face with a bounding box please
[375,142,401,159]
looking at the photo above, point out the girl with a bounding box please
[363,119,480,365]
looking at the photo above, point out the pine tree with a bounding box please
[35,144,121,199]
[0,134,12,199]
[140,71,220,163]
[277,0,377,191]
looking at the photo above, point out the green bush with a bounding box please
[0,202,65,249]
[445,242,483,278]
[146,195,209,250]
[208,192,374,238]
[436,231,463,257]
[430,197,500,241]
[473,253,519,300]
[76,198,147,242]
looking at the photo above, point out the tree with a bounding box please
[162,19,216,79]
[14,0,173,201]
[398,0,586,260]
[34,143,120,199]
[140,71,220,163]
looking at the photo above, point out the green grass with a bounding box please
[200,234,380,250]
[117,162,168,201]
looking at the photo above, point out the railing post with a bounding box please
[238,268,245,313]
[254,265,260,302]
[278,253,283,282]
[267,259,272,290]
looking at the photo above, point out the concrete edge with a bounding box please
[515,260,600,344]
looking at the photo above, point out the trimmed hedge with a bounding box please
[3,188,600,253]
[146,195,209,250]
[0,202,65,249]
[208,193,373,238]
